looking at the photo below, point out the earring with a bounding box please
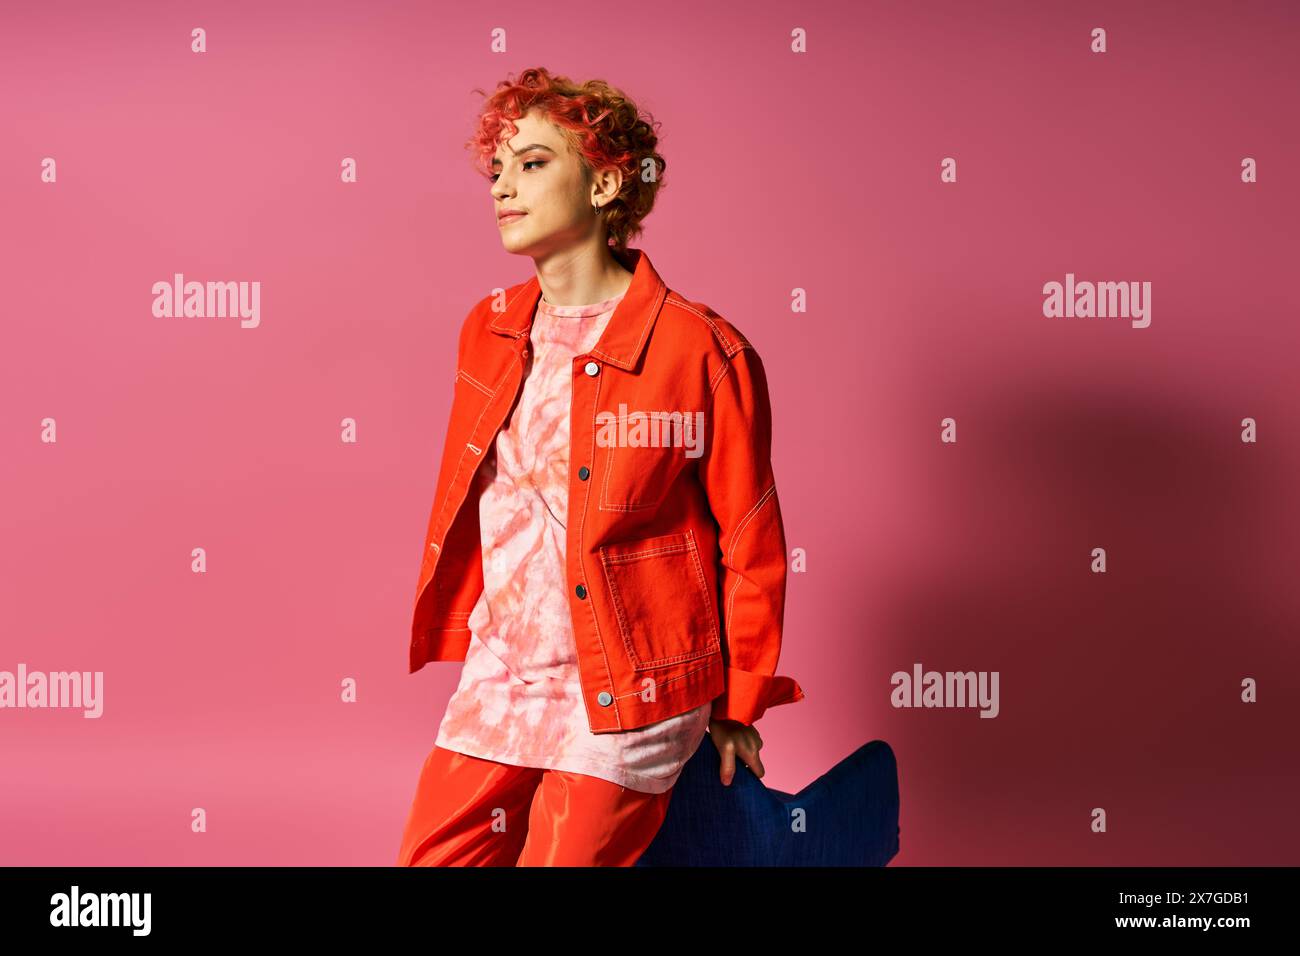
[593,201,601,213]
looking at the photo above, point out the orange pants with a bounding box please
[395,745,675,866]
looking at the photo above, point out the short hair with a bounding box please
[466,67,667,254]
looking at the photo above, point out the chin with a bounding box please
[499,229,542,257]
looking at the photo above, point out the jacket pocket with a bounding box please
[597,411,702,512]
[598,529,720,669]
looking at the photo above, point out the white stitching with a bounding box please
[610,656,719,703]
[709,359,730,393]
[684,528,721,649]
[425,348,517,619]
[667,296,749,357]
[486,282,535,331]
[588,283,665,365]
[456,368,494,397]
[724,483,777,642]
[598,529,718,671]
[577,364,624,725]
[603,538,691,561]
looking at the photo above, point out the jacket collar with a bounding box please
[488,247,667,371]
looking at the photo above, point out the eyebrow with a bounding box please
[490,144,556,168]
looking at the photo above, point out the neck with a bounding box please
[534,243,634,307]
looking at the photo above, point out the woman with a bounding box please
[397,67,803,867]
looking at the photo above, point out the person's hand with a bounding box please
[708,717,764,786]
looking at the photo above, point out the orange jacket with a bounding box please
[409,247,804,732]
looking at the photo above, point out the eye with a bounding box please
[489,159,546,183]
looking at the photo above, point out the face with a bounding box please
[489,108,613,256]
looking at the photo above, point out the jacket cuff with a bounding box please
[710,667,805,726]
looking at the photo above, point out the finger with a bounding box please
[719,742,736,786]
[744,745,765,779]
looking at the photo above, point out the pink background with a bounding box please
[3,0,1298,865]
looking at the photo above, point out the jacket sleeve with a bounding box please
[425,305,478,532]
[698,342,805,726]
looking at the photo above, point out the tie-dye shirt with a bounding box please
[434,290,713,793]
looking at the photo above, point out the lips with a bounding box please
[498,212,527,225]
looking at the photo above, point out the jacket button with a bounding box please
[584,361,600,376]
[578,465,590,480]
[597,691,612,706]
[575,583,587,599]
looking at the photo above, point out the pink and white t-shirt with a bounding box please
[434,290,712,794]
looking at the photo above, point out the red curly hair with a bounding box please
[466,67,667,254]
